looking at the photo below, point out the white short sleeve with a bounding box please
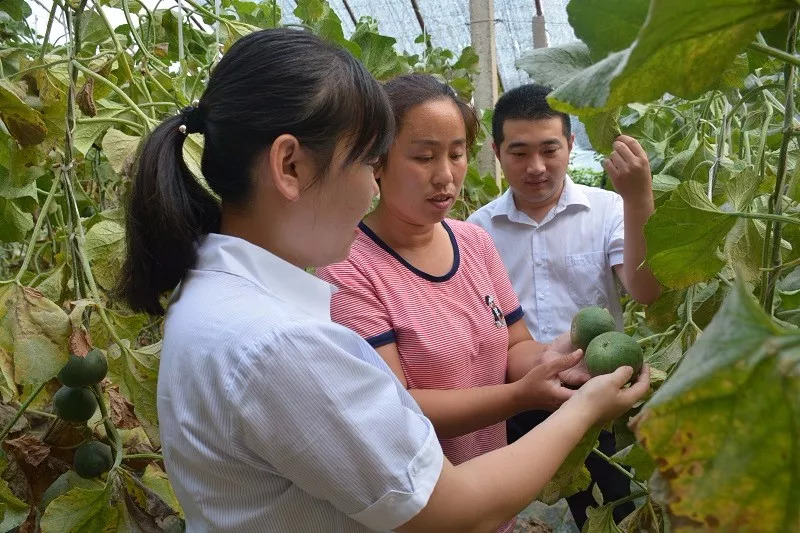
[228,320,443,532]
[607,193,625,267]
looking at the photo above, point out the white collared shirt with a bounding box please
[467,177,625,342]
[158,233,443,532]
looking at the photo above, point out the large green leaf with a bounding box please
[644,181,737,289]
[84,220,126,291]
[566,0,649,61]
[633,280,800,530]
[107,342,161,448]
[0,80,47,146]
[101,128,140,176]
[549,0,795,116]
[0,284,70,392]
[516,42,593,88]
[539,426,601,505]
[580,107,621,155]
[294,0,360,57]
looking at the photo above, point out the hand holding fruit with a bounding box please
[566,364,651,425]
[514,349,585,411]
[602,135,654,206]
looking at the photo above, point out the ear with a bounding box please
[492,141,500,160]
[567,133,575,153]
[266,134,314,202]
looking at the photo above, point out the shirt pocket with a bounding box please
[565,251,608,307]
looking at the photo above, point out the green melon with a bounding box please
[570,306,617,351]
[584,331,644,377]
[58,348,108,388]
[73,441,113,479]
[53,386,98,422]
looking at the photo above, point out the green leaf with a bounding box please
[549,0,795,115]
[516,42,593,88]
[724,218,765,284]
[101,128,140,176]
[84,220,126,291]
[617,498,664,533]
[634,279,800,531]
[0,284,70,390]
[36,263,70,305]
[0,80,47,147]
[645,327,686,372]
[652,174,681,205]
[40,482,122,532]
[582,502,622,533]
[612,443,656,483]
[40,470,103,512]
[0,197,33,242]
[566,0,649,61]
[580,107,621,155]
[644,181,737,289]
[539,426,601,505]
[350,29,401,80]
[0,0,32,21]
[107,342,161,448]
[645,289,686,332]
[89,308,149,350]
[293,0,360,57]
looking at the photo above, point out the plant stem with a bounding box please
[732,211,800,226]
[91,384,123,470]
[590,447,649,494]
[636,326,677,346]
[0,382,47,443]
[748,41,800,69]
[122,453,164,461]
[15,175,61,283]
[40,0,59,59]
[763,11,799,313]
[77,117,145,132]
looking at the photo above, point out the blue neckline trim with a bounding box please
[358,220,460,283]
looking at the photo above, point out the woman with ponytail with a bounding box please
[120,29,649,532]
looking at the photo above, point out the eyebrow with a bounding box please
[506,138,562,150]
[411,139,467,146]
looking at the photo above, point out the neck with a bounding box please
[365,202,438,252]
[219,204,307,269]
[512,179,566,222]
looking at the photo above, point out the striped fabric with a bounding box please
[158,233,443,532]
[318,220,523,533]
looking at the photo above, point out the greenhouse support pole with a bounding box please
[469,0,501,185]
[533,0,547,48]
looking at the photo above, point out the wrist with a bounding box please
[622,196,655,215]
[559,395,597,431]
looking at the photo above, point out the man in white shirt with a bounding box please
[467,84,660,527]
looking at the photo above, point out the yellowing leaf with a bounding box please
[539,426,600,505]
[0,80,47,146]
[101,128,140,175]
[0,284,70,391]
[634,279,800,531]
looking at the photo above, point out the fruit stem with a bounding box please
[0,382,47,443]
[636,326,677,346]
[590,447,649,494]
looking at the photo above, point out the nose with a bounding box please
[527,154,546,175]
[431,159,456,187]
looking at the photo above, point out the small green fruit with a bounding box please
[53,386,98,422]
[584,331,644,378]
[73,441,113,479]
[58,348,108,388]
[570,306,617,351]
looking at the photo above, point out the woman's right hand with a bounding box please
[565,365,651,425]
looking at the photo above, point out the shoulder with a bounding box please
[317,231,381,285]
[575,182,622,207]
[466,196,503,227]
[447,218,493,248]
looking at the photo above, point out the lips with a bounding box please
[428,194,453,202]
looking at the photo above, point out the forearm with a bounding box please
[622,199,661,304]
[410,384,523,439]
[399,401,593,533]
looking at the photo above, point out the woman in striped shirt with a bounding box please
[318,74,621,532]
[120,31,648,532]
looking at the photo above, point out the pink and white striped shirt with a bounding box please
[318,220,522,532]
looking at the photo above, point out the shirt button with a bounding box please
[538,293,545,300]
[412,465,419,476]
[542,326,549,333]
[535,259,543,266]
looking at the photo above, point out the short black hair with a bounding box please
[492,84,571,146]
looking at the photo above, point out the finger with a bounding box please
[616,135,647,158]
[607,365,635,389]
[612,140,637,164]
[545,349,584,375]
[602,158,618,176]
[609,151,627,172]
[549,386,575,405]
[622,365,651,400]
